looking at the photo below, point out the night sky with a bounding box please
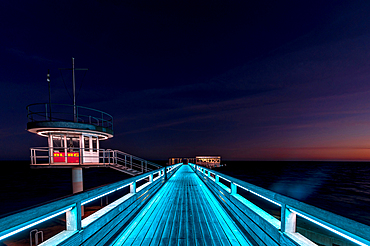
[1,0,370,161]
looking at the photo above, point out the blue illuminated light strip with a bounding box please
[153,171,162,181]
[116,183,130,191]
[112,167,178,245]
[218,176,231,183]
[135,175,150,183]
[195,169,252,245]
[197,165,369,246]
[292,210,368,246]
[0,207,71,241]
[233,183,281,207]
[203,168,280,206]
[82,183,130,205]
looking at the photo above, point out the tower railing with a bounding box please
[30,147,162,175]
[26,103,113,131]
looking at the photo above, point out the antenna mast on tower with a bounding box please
[47,69,52,120]
[59,57,88,122]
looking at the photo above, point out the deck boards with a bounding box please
[110,165,253,246]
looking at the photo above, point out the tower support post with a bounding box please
[72,168,83,193]
[72,167,84,216]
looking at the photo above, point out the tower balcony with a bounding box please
[26,103,113,138]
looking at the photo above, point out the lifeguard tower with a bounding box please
[27,58,161,196]
[27,103,114,167]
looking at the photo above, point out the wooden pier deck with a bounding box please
[110,165,253,246]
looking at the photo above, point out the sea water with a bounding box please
[215,161,370,226]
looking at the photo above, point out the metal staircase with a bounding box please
[103,149,162,176]
[108,162,142,176]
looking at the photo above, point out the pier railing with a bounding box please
[30,147,162,175]
[26,103,113,131]
[190,163,370,246]
[3,163,368,245]
[0,163,182,245]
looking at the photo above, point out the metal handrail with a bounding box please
[0,163,182,244]
[190,163,370,246]
[30,147,162,174]
[26,103,113,130]
[112,150,162,169]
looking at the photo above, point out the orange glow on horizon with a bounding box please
[232,147,370,161]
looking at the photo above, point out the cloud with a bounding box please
[117,113,215,136]
[6,48,59,63]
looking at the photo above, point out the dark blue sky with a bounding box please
[1,0,370,160]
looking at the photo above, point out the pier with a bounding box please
[1,163,369,246]
[5,67,368,246]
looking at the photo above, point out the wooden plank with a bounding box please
[145,176,181,246]
[169,181,184,245]
[160,189,180,242]
[185,179,196,246]
[199,176,252,246]
[143,180,179,245]
[83,181,165,246]
[149,182,181,246]
[188,178,205,246]
[196,173,242,246]
[197,187,229,246]
[127,194,164,244]
[199,194,232,246]
[110,175,178,246]
[121,189,166,244]
[159,238,169,246]
[196,173,229,246]
[130,179,178,245]
[178,238,186,246]
[191,177,214,245]
[109,165,254,246]
[204,179,272,245]
[157,176,183,245]
[178,180,186,241]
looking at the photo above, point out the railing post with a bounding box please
[165,164,168,180]
[80,146,83,165]
[215,175,219,183]
[149,174,153,183]
[45,103,48,120]
[31,149,34,165]
[66,202,82,231]
[231,182,237,195]
[281,204,296,233]
[64,135,67,164]
[130,181,136,194]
